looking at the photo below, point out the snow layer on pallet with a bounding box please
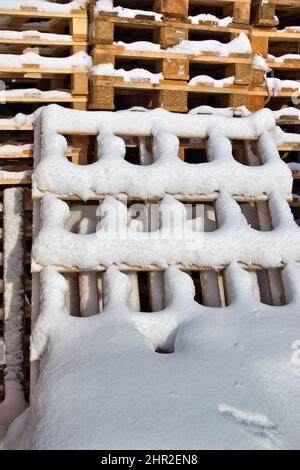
[0,52,91,70]
[252,54,271,72]
[0,89,71,99]
[115,32,252,56]
[0,169,32,180]
[95,0,163,21]
[273,107,300,119]
[266,77,300,94]
[0,189,27,440]
[0,30,72,42]
[189,105,251,117]
[90,63,163,84]
[0,144,31,155]
[0,1,88,13]
[2,264,300,449]
[0,109,41,128]
[189,14,233,27]
[189,75,235,87]
[268,53,300,63]
[32,191,298,269]
[33,106,291,199]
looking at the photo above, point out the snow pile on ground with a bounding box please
[189,14,232,27]
[95,0,163,21]
[115,33,251,56]
[0,188,27,440]
[0,1,88,13]
[90,63,163,84]
[32,105,290,200]
[2,264,300,450]
[0,51,91,70]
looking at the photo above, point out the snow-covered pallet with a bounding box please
[90,2,252,110]
[92,0,251,27]
[249,22,300,109]
[0,114,35,186]
[0,52,90,110]
[0,1,88,41]
[32,105,293,200]
[90,33,251,110]
[0,2,89,112]
[0,188,30,438]
[0,187,32,406]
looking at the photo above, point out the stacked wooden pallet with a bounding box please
[0,188,31,407]
[89,0,252,111]
[29,106,296,371]
[249,1,300,110]
[0,1,89,112]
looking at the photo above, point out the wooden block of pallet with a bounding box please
[153,87,188,112]
[154,0,188,18]
[251,0,278,26]
[155,23,188,48]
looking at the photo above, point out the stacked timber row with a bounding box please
[89,0,252,111]
[0,2,89,111]
[250,0,300,110]
[0,0,89,404]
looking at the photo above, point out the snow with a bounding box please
[2,263,300,449]
[32,105,288,200]
[252,54,271,73]
[268,53,300,63]
[273,107,300,119]
[281,26,300,32]
[95,0,163,21]
[115,33,252,57]
[188,14,233,27]
[90,63,163,84]
[0,1,88,13]
[0,189,27,440]
[32,189,297,270]
[189,75,235,88]
[0,144,31,155]
[288,162,300,172]
[0,109,41,128]
[0,169,32,180]
[189,105,251,117]
[0,51,91,70]
[0,30,72,42]
[266,77,300,94]
[0,89,71,99]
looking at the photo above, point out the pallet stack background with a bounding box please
[0,0,300,406]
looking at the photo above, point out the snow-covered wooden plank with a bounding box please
[32,193,300,270]
[0,188,27,439]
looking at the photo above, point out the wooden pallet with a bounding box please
[0,188,32,403]
[0,5,88,41]
[91,0,251,33]
[251,0,300,27]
